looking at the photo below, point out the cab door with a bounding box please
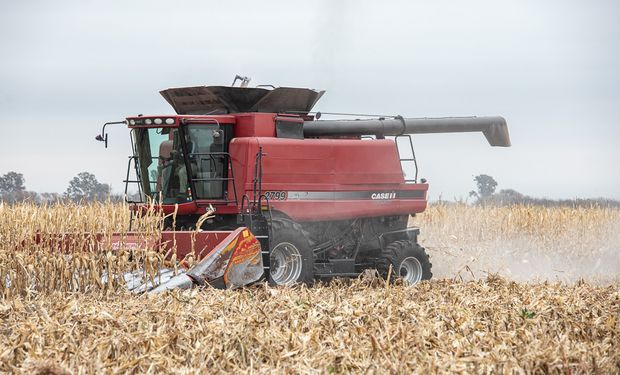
[183,123,229,201]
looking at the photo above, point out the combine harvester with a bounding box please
[96,76,511,291]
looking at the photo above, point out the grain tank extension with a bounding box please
[98,80,511,288]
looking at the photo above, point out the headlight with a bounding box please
[144,119,152,125]
[165,118,175,125]
[129,119,136,126]
[154,118,163,125]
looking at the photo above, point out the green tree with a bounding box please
[0,171,25,193]
[64,172,111,202]
[469,174,498,199]
[0,171,26,203]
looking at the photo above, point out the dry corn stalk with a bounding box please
[0,201,172,296]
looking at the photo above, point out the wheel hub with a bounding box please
[270,242,303,285]
[399,256,423,285]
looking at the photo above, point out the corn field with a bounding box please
[0,202,167,298]
[0,202,618,374]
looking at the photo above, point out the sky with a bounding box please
[0,0,619,200]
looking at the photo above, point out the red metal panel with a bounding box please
[234,113,276,137]
[159,231,235,260]
[255,138,404,186]
[230,137,260,206]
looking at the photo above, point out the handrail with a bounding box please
[395,135,418,183]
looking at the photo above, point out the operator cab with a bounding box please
[127,116,231,205]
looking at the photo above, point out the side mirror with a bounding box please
[95,120,127,148]
[95,133,108,148]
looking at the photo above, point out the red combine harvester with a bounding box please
[97,77,510,289]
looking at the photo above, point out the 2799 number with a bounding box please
[264,191,287,201]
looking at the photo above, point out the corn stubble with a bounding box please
[0,202,618,374]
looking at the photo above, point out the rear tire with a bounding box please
[268,219,314,286]
[377,240,432,285]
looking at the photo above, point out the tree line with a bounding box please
[469,174,620,208]
[0,171,122,204]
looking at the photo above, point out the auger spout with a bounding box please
[303,116,511,147]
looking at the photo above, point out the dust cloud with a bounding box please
[418,217,620,285]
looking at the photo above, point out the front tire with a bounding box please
[377,240,432,285]
[268,219,314,285]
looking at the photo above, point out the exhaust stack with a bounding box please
[303,116,511,147]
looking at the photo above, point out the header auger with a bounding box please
[95,77,510,291]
